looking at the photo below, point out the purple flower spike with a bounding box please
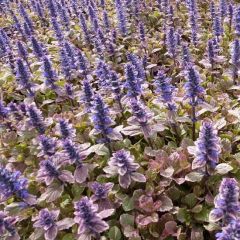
[81,79,94,111]
[187,0,199,45]
[216,219,240,240]
[42,56,58,89]
[128,99,153,138]
[62,139,84,165]
[166,27,177,58]
[31,36,44,60]
[65,83,74,99]
[47,0,57,18]
[36,2,45,19]
[115,0,128,36]
[89,182,114,202]
[11,13,24,36]
[64,41,77,70]
[235,7,240,37]
[210,2,215,23]
[89,182,114,210]
[213,11,223,39]
[103,10,110,30]
[192,119,221,170]
[19,4,34,33]
[154,71,176,111]
[77,50,88,73]
[59,48,71,79]
[16,58,34,96]
[127,53,145,84]
[37,158,74,185]
[184,65,205,107]
[231,39,240,83]
[51,17,64,42]
[62,139,89,183]
[104,150,146,189]
[0,101,8,119]
[139,21,146,44]
[74,197,111,238]
[17,41,28,61]
[38,135,57,157]
[79,13,91,44]
[95,60,110,89]
[56,119,76,139]
[0,166,29,201]
[124,63,142,99]
[210,178,240,225]
[109,70,123,103]
[0,211,19,239]
[207,39,215,66]
[219,0,227,21]
[91,95,115,143]
[27,104,45,134]
[23,21,32,37]
[33,209,59,240]
[8,102,22,121]
[57,2,69,30]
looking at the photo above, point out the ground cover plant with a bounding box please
[1,0,240,239]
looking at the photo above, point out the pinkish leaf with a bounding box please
[38,184,64,203]
[45,226,58,240]
[131,172,146,182]
[119,174,131,189]
[74,165,88,183]
[59,170,74,183]
[98,209,115,218]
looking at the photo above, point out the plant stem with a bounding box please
[192,104,196,141]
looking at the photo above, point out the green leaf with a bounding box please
[108,226,122,240]
[194,207,210,222]
[215,163,233,175]
[185,172,204,182]
[62,233,75,240]
[120,214,135,227]
[122,196,134,211]
[72,184,85,199]
[182,193,198,208]
[88,144,109,156]
[177,208,191,224]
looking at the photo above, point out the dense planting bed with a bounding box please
[0,0,240,239]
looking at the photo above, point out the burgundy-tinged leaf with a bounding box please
[74,165,88,183]
[45,226,58,240]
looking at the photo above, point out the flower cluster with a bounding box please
[210,178,240,224]
[89,182,113,202]
[0,166,29,201]
[33,209,59,240]
[104,150,146,188]
[216,219,240,240]
[114,0,128,36]
[27,104,45,134]
[56,119,76,139]
[192,119,221,170]
[74,197,110,238]
[0,211,19,239]
[124,63,142,99]
[2,0,240,239]
[154,71,176,111]
[91,95,114,143]
[184,65,204,107]
[37,158,74,185]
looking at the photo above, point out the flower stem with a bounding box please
[192,104,196,141]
